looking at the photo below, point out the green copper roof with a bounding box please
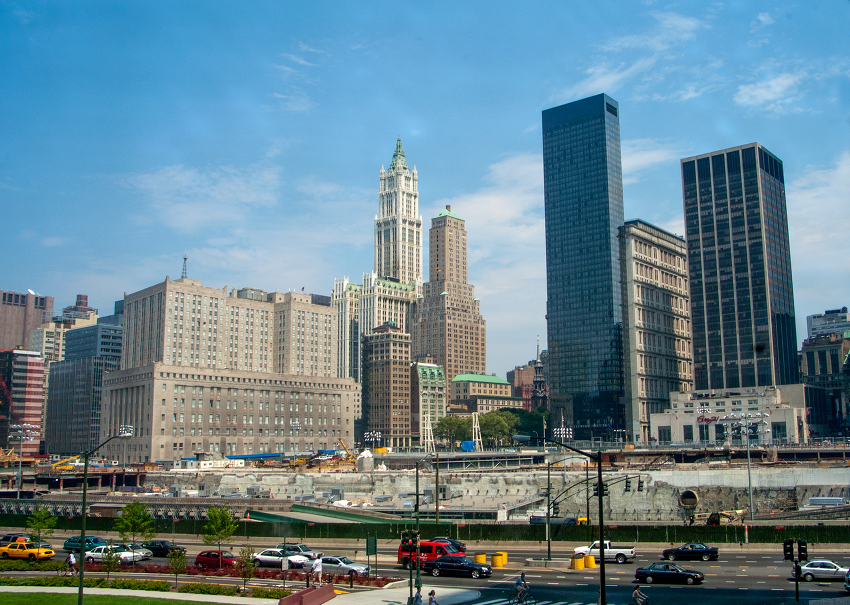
[388,137,408,172]
[451,373,510,385]
[434,207,463,220]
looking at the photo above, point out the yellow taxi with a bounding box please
[0,541,55,560]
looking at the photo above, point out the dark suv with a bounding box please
[141,540,186,557]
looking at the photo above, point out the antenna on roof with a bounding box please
[182,255,188,279]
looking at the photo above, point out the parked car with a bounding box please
[662,542,719,561]
[429,537,466,552]
[798,560,849,582]
[321,556,370,577]
[63,536,107,552]
[252,548,310,569]
[398,540,463,569]
[276,543,323,560]
[141,540,186,557]
[85,545,143,564]
[420,555,491,579]
[843,569,850,592]
[117,542,153,560]
[635,562,705,584]
[195,550,237,569]
[0,542,54,561]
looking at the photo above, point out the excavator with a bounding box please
[337,438,357,464]
[51,455,82,471]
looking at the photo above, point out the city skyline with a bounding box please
[2,3,848,378]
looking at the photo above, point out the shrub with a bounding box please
[0,576,102,588]
[108,578,171,591]
[0,560,66,572]
[178,582,239,596]
[251,587,292,599]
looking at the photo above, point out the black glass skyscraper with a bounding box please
[682,143,799,390]
[542,93,626,440]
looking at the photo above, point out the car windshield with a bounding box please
[338,557,353,564]
[443,545,459,553]
[111,546,128,552]
[222,552,236,559]
[455,557,470,564]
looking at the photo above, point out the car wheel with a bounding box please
[253,559,262,567]
[1,553,7,559]
[666,553,676,561]
[86,557,94,563]
[431,568,440,577]
[804,573,814,582]
[616,553,627,564]
[686,576,695,585]
[28,554,35,561]
[645,576,654,584]
[702,553,710,561]
[471,570,480,579]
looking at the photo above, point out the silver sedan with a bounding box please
[253,548,310,569]
[798,560,849,582]
[321,555,370,577]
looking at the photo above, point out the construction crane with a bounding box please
[337,438,355,460]
[52,455,81,471]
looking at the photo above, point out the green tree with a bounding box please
[236,544,258,592]
[26,505,56,551]
[114,501,156,556]
[202,506,239,568]
[479,411,519,446]
[100,540,121,581]
[434,416,471,447]
[168,547,188,587]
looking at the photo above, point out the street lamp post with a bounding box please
[119,424,134,467]
[77,430,132,605]
[514,434,608,605]
[9,424,38,500]
[720,413,769,522]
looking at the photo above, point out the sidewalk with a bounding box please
[334,585,480,605]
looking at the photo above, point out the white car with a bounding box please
[85,545,142,563]
[798,560,849,582]
[252,548,310,569]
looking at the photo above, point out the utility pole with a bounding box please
[435,449,440,525]
[546,462,551,560]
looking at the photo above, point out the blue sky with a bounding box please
[2,1,848,378]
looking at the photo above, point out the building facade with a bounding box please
[620,220,693,443]
[807,307,850,339]
[682,143,799,391]
[411,362,446,439]
[650,385,808,445]
[800,332,850,437]
[542,93,626,439]
[0,350,44,456]
[0,291,52,351]
[332,278,361,380]
[361,322,411,448]
[100,277,357,462]
[410,206,486,393]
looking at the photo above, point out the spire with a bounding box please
[536,335,540,361]
[388,136,408,172]
[182,255,188,279]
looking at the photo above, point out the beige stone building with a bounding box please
[331,278,361,381]
[410,206,486,395]
[449,374,517,414]
[102,277,357,462]
[619,220,693,444]
[361,322,412,448]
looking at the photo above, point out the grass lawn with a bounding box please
[0,595,212,605]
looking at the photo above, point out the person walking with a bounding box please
[65,552,77,576]
[413,586,423,605]
[428,589,439,605]
[311,556,323,585]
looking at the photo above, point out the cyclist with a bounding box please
[632,585,648,605]
[515,572,530,602]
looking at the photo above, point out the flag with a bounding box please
[301,287,305,292]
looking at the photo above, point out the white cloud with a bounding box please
[558,56,659,102]
[621,139,682,185]
[734,72,804,110]
[603,11,705,52]
[750,12,774,32]
[281,53,316,67]
[298,42,326,55]
[271,91,312,112]
[787,151,850,339]
[41,236,66,247]
[124,164,280,232]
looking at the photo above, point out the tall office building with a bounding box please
[681,143,799,390]
[410,206,486,391]
[542,93,626,440]
[361,322,412,448]
[0,291,52,351]
[620,220,693,443]
[0,350,44,456]
[807,307,850,339]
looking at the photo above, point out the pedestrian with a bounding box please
[65,552,77,576]
[311,556,323,585]
[428,589,439,605]
[413,586,423,605]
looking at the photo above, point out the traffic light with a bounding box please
[552,502,560,516]
[592,484,599,497]
[625,478,632,492]
[797,540,808,561]
[412,530,420,546]
[637,479,644,492]
[602,484,609,497]
[783,539,793,561]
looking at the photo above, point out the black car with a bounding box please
[420,555,491,579]
[635,562,704,584]
[141,540,186,557]
[662,542,719,561]
[429,537,467,553]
